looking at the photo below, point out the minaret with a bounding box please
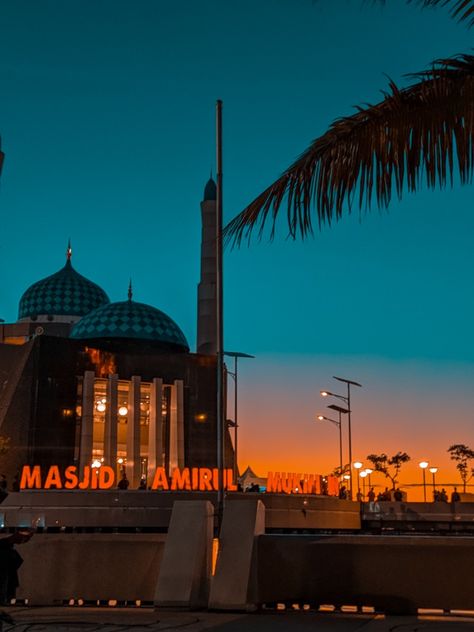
[197,175,217,354]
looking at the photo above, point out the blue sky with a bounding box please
[1,0,473,488]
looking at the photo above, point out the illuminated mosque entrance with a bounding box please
[80,374,184,487]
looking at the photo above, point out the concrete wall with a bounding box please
[0,491,361,531]
[252,534,474,613]
[15,533,165,605]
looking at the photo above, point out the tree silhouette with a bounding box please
[447,443,474,492]
[366,451,411,490]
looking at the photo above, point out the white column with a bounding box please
[79,370,95,476]
[169,379,185,475]
[147,377,163,481]
[169,382,178,475]
[126,375,141,488]
[176,379,185,468]
[104,373,118,467]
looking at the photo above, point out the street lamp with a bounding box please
[316,409,345,476]
[429,467,438,495]
[353,461,363,496]
[224,351,255,481]
[320,376,362,499]
[364,468,373,488]
[419,461,429,502]
[359,470,368,498]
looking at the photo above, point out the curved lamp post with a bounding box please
[321,376,362,499]
[353,461,363,495]
[419,460,429,502]
[429,466,438,496]
[364,467,373,488]
[317,413,343,476]
[359,470,368,498]
[224,351,255,481]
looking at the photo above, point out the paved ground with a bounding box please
[1,607,474,632]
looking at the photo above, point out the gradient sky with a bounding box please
[1,0,473,498]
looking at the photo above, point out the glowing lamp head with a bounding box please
[353,461,363,470]
[419,461,429,469]
[118,405,128,417]
[429,467,438,474]
[320,391,329,398]
[364,468,373,475]
[96,402,106,413]
[91,459,102,469]
[317,415,324,421]
[343,474,350,480]
[360,471,368,478]
[117,457,124,464]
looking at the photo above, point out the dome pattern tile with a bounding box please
[70,300,189,351]
[18,260,109,320]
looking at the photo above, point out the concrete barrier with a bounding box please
[209,499,265,610]
[15,533,165,605]
[252,534,474,613]
[154,500,213,609]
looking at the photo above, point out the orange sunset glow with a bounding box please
[234,354,474,501]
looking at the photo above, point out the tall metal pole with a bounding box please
[347,382,353,500]
[338,411,343,477]
[422,469,427,502]
[216,100,225,529]
[234,355,238,481]
[333,376,362,501]
[224,350,254,484]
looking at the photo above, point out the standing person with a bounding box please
[11,474,20,493]
[356,488,363,502]
[0,531,33,605]
[451,487,461,503]
[394,488,403,502]
[440,488,448,502]
[118,472,129,490]
[367,487,375,503]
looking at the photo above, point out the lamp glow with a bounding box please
[91,459,101,469]
[429,467,438,474]
[317,415,324,421]
[96,402,106,412]
[353,461,363,469]
[118,406,128,417]
[419,461,429,469]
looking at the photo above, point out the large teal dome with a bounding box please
[18,257,110,321]
[70,299,189,352]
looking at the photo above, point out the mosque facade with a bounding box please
[0,178,231,487]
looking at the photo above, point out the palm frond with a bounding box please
[371,1,474,27]
[409,1,474,27]
[224,54,474,246]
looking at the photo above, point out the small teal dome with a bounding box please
[18,258,109,321]
[70,299,189,352]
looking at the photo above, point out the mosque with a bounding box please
[0,177,233,486]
